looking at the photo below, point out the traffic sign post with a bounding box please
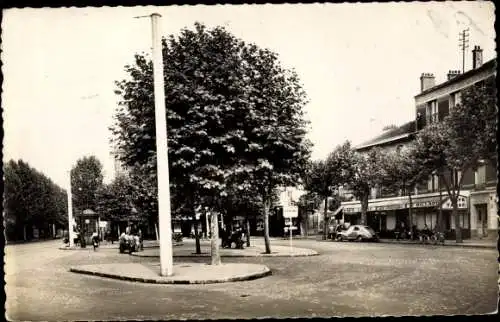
[283,206,298,254]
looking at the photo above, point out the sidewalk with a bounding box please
[70,262,272,284]
[378,238,496,249]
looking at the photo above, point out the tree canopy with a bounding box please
[71,156,104,213]
[4,159,67,241]
[111,22,311,253]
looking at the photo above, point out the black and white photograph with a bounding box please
[2,1,498,320]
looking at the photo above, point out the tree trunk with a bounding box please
[323,197,328,240]
[194,218,201,254]
[263,198,272,254]
[453,200,462,243]
[210,210,221,265]
[304,212,309,237]
[360,195,369,225]
[246,215,251,247]
[23,224,27,241]
[438,178,443,233]
[408,192,413,239]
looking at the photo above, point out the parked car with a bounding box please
[336,225,379,242]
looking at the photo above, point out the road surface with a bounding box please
[5,238,498,320]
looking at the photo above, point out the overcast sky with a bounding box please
[2,2,496,188]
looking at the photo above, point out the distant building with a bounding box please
[341,45,497,240]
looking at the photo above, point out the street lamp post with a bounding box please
[151,13,174,276]
[67,170,75,248]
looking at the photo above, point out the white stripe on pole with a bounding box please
[151,13,174,277]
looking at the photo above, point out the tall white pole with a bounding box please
[151,13,174,276]
[67,170,75,248]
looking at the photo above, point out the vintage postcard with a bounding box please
[2,2,497,320]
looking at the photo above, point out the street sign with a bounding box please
[283,206,298,218]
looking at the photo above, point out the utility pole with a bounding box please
[459,28,469,73]
[67,170,75,248]
[150,13,174,276]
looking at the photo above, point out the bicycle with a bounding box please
[430,231,445,245]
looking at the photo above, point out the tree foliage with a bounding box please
[302,141,352,238]
[4,159,67,241]
[96,174,137,223]
[111,23,311,255]
[348,148,385,225]
[70,156,104,213]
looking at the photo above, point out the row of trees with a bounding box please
[4,160,68,241]
[110,23,311,259]
[303,76,496,243]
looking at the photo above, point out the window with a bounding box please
[426,100,438,123]
[431,101,438,122]
[475,164,486,186]
[427,175,433,192]
[449,91,461,112]
[432,174,439,191]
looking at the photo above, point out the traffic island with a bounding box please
[59,241,183,251]
[69,262,272,284]
[131,245,319,258]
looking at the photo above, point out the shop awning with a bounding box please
[342,194,468,214]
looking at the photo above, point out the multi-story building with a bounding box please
[341,45,497,240]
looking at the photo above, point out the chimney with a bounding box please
[447,70,461,81]
[472,45,483,69]
[420,73,435,92]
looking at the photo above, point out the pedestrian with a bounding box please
[91,231,99,251]
[138,229,143,251]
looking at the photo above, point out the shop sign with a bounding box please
[411,200,440,208]
[283,206,298,218]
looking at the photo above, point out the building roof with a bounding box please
[355,121,416,151]
[415,58,497,98]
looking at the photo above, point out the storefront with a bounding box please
[469,188,497,240]
[341,192,471,239]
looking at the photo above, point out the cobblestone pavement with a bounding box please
[5,239,498,320]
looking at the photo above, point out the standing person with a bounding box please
[91,231,99,251]
[138,229,143,251]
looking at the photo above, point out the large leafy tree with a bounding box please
[303,141,352,239]
[112,23,310,257]
[96,174,136,223]
[4,159,68,241]
[71,156,104,214]
[379,145,431,232]
[297,191,322,236]
[348,148,385,226]
[413,76,496,242]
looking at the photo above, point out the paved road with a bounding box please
[5,238,498,320]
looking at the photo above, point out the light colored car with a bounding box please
[337,225,379,242]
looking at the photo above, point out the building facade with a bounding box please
[341,46,497,240]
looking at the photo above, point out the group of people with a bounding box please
[119,226,144,252]
[220,224,246,249]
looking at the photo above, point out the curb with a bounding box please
[311,239,496,249]
[58,243,183,251]
[69,266,272,284]
[377,240,496,249]
[130,251,319,258]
